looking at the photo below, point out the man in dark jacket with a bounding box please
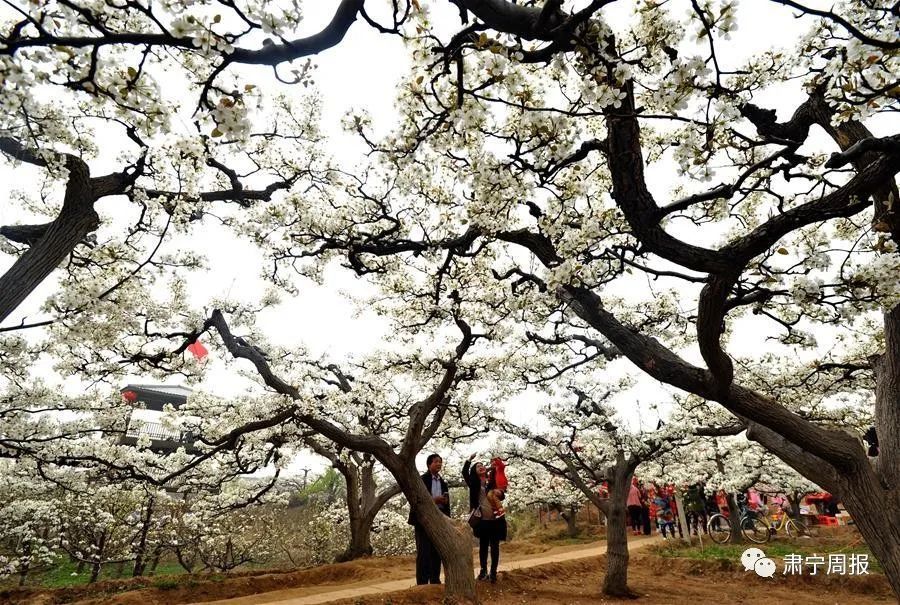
[408,453,450,584]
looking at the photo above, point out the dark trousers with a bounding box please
[686,511,707,534]
[414,526,441,584]
[659,521,676,538]
[479,535,500,575]
[627,505,642,532]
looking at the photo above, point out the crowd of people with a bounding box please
[624,478,841,539]
[407,456,842,585]
[626,479,687,539]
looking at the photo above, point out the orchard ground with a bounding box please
[1,526,893,605]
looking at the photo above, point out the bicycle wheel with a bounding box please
[707,513,731,544]
[741,514,771,544]
[786,518,818,538]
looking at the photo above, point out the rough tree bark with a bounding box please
[512,426,652,597]
[594,456,638,598]
[0,137,146,324]
[725,494,743,543]
[341,513,375,562]
[787,491,803,523]
[387,458,476,602]
[746,419,900,596]
[0,157,97,323]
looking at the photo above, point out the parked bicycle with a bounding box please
[707,507,817,544]
[766,509,818,539]
[707,509,767,544]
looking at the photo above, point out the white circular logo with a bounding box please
[742,547,775,578]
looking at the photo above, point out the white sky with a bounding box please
[0,1,892,477]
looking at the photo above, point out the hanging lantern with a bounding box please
[122,390,138,403]
[186,340,209,360]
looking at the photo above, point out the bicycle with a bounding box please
[706,508,771,544]
[763,508,819,539]
[707,507,818,544]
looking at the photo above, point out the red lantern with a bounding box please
[187,340,209,360]
[122,390,138,403]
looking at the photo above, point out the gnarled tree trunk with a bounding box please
[338,513,375,562]
[334,461,372,562]
[88,531,107,584]
[745,421,900,597]
[558,504,579,537]
[725,493,743,543]
[595,455,639,598]
[0,155,98,323]
[324,450,402,563]
[839,477,900,596]
[390,459,475,602]
[786,491,802,523]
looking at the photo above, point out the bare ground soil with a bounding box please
[2,537,893,605]
[0,541,555,605]
[327,554,895,605]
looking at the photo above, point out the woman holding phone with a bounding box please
[462,453,507,582]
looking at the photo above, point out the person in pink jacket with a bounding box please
[748,488,763,511]
[627,478,643,535]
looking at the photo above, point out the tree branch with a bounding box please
[768,0,900,49]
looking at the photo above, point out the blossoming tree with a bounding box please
[499,387,677,596]
[239,1,899,594]
[2,0,899,600]
[302,434,403,562]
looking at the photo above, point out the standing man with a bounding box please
[408,453,450,584]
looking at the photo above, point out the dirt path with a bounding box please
[194,536,659,605]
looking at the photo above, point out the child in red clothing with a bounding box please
[487,458,508,517]
[490,458,508,490]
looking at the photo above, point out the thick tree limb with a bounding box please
[874,306,900,489]
[558,285,865,472]
[0,136,48,166]
[207,309,391,456]
[694,424,746,437]
[1,1,367,66]
[228,0,366,65]
[455,0,562,39]
[768,0,900,49]
[0,223,53,246]
[825,135,900,168]
[0,155,97,323]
